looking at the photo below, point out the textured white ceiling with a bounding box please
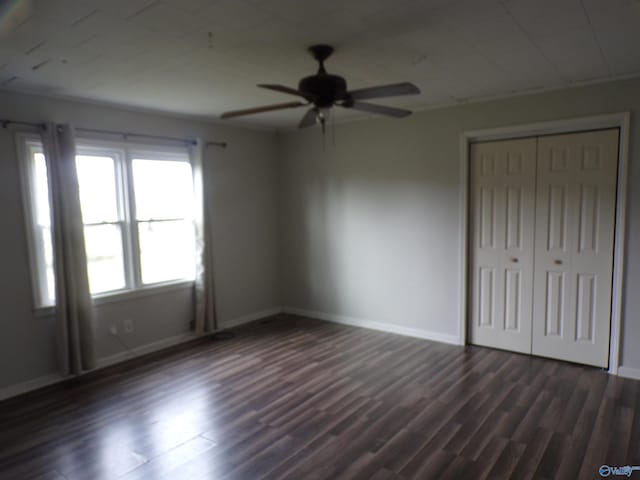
[1,0,639,128]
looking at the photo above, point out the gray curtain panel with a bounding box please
[42,124,95,375]
[191,139,217,334]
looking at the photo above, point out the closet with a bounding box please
[468,129,619,368]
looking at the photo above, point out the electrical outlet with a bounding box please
[123,318,134,333]
[109,324,118,336]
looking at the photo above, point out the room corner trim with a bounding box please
[283,306,461,346]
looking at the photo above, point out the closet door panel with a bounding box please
[532,129,618,368]
[469,138,536,354]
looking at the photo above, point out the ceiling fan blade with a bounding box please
[258,84,316,100]
[346,101,413,118]
[348,82,420,101]
[221,101,306,119]
[298,107,318,128]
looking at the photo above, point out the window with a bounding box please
[21,140,56,307]
[20,136,196,308]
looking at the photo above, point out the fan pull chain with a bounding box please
[331,107,336,148]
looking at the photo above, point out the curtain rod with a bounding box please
[74,127,227,149]
[1,119,46,130]
[74,127,196,145]
[1,120,228,149]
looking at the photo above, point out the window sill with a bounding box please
[33,280,194,317]
[93,280,195,306]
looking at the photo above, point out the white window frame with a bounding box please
[17,133,54,310]
[18,134,196,312]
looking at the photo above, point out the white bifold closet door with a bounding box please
[532,129,619,368]
[469,129,619,368]
[469,138,537,354]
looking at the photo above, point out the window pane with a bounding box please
[33,152,56,306]
[132,159,194,220]
[45,265,55,305]
[41,226,56,305]
[84,224,126,293]
[33,153,51,227]
[76,155,119,224]
[138,220,195,284]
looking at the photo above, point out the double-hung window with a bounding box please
[21,139,56,307]
[20,135,197,309]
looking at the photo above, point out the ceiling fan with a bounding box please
[220,44,421,130]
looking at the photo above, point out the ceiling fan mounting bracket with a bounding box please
[308,44,334,63]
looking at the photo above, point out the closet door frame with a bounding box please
[459,112,630,375]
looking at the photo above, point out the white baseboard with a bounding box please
[617,366,640,380]
[0,373,66,402]
[283,307,461,346]
[1,306,455,402]
[219,307,283,329]
[0,334,202,401]
[98,307,284,368]
[96,332,199,369]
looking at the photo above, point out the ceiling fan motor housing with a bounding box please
[299,74,347,108]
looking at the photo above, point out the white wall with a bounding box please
[279,77,640,371]
[0,90,280,391]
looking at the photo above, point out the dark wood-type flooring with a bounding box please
[1,314,638,480]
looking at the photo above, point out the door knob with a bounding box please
[554,259,562,265]
[511,258,519,263]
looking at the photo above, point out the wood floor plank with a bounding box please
[0,315,638,480]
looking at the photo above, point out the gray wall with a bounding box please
[2,76,639,392]
[0,90,280,390]
[279,78,639,370]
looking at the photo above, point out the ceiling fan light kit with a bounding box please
[221,44,421,130]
